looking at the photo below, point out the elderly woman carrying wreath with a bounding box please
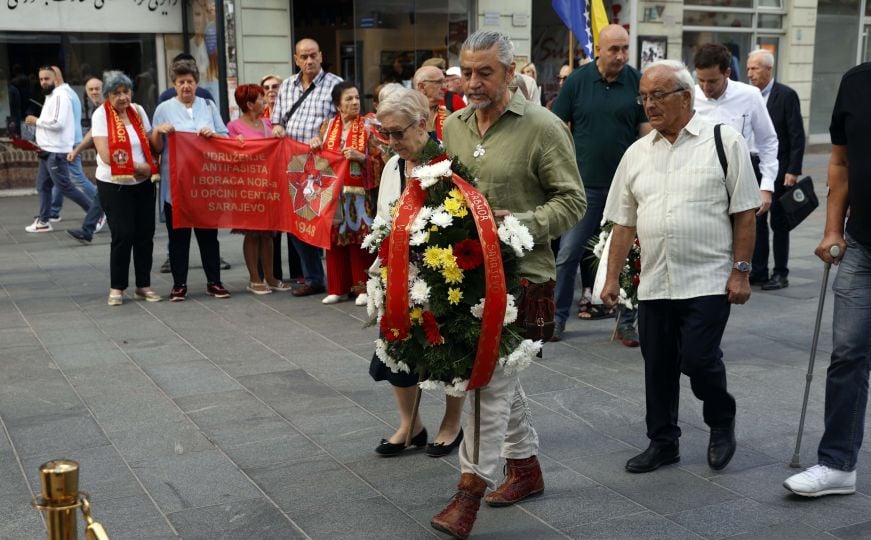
[91,70,165,306]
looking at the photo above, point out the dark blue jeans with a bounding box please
[80,192,105,237]
[818,234,871,472]
[50,154,96,217]
[36,153,91,222]
[289,235,324,287]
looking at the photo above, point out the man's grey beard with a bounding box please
[465,88,504,111]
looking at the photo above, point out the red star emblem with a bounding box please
[286,152,339,221]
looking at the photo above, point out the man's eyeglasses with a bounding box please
[636,87,685,105]
[262,83,280,90]
[377,120,416,140]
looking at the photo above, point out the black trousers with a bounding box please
[98,181,155,290]
[163,202,220,288]
[270,233,303,281]
[753,176,790,277]
[638,295,736,447]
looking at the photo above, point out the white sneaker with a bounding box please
[355,293,368,306]
[25,219,53,233]
[95,215,106,233]
[49,215,62,223]
[321,294,342,304]
[783,465,856,497]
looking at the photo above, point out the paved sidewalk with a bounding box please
[2,152,870,539]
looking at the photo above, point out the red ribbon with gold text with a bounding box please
[383,172,507,391]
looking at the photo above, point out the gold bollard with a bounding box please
[33,459,81,540]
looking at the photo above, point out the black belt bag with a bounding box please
[37,150,51,160]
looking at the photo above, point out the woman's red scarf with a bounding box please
[104,101,158,182]
[323,114,368,190]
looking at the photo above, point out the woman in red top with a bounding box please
[309,81,381,306]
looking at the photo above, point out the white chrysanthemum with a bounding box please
[445,378,469,397]
[412,160,452,189]
[469,294,517,326]
[497,215,534,257]
[409,278,431,304]
[592,229,609,259]
[361,216,391,253]
[418,379,444,392]
[366,276,385,319]
[430,211,453,228]
[410,230,429,246]
[618,288,634,310]
[375,339,410,373]
[499,339,542,375]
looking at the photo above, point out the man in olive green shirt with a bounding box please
[431,30,586,540]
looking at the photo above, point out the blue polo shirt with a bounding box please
[552,61,646,189]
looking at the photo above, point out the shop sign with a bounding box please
[1,0,183,33]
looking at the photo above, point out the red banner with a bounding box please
[168,132,348,249]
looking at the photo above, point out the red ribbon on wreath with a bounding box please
[383,173,507,391]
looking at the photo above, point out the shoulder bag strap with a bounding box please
[281,80,317,127]
[714,123,728,178]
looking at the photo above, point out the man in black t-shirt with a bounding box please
[784,62,871,498]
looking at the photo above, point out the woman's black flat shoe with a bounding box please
[426,429,464,457]
[375,428,427,456]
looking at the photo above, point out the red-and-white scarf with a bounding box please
[323,114,368,190]
[104,101,158,182]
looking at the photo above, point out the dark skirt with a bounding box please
[369,351,418,388]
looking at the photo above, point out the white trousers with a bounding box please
[458,367,540,489]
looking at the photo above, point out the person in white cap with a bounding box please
[444,66,466,109]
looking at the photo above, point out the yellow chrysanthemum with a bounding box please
[380,266,389,282]
[448,188,464,201]
[444,197,464,217]
[453,206,469,218]
[430,225,439,232]
[439,246,455,268]
[447,288,463,305]
[410,307,424,324]
[423,246,444,269]
[442,265,464,284]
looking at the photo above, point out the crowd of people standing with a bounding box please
[18,26,871,540]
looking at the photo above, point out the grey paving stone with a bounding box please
[532,408,633,461]
[207,346,300,377]
[221,431,327,471]
[47,341,131,370]
[289,405,387,463]
[21,445,143,503]
[139,359,241,398]
[347,453,461,511]
[0,451,28,497]
[831,519,871,539]
[247,454,377,513]
[563,450,740,515]
[727,520,833,540]
[5,411,108,459]
[0,492,46,540]
[105,419,215,465]
[167,497,305,540]
[406,502,566,539]
[125,342,206,367]
[522,484,643,531]
[131,449,261,514]
[566,511,702,540]
[235,369,352,421]
[290,496,433,539]
[666,497,792,539]
[83,494,177,540]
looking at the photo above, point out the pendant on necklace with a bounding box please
[473,143,486,159]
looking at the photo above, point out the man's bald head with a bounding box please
[414,65,446,106]
[294,38,323,81]
[596,24,630,81]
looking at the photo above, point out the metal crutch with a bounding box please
[790,244,842,468]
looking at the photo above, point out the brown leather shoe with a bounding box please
[484,455,544,507]
[431,473,487,540]
[291,283,326,297]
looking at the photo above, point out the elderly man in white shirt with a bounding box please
[23,66,92,233]
[601,60,761,475]
[693,44,778,284]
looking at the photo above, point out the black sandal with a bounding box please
[579,304,614,320]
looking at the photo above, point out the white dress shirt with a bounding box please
[35,87,74,153]
[694,80,778,192]
[603,113,761,301]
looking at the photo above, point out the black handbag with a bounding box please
[517,278,555,342]
[777,176,818,231]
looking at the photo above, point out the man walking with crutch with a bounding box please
[783,62,871,497]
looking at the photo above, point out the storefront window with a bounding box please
[757,14,784,28]
[683,10,754,28]
[810,0,861,134]
[0,32,157,136]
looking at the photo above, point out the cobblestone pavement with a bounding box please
[2,152,870,539]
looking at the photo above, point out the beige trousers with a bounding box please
[458,367,540,489]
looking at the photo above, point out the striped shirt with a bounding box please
[271,69,342,142]
[603,113,761,301]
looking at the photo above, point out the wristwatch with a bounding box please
[733,261,751,273]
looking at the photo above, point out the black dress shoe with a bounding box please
[426,429,464,457]
[708,421,736,470]
[749,273,768,286]
[625,444,680,473]
[761,274,789,290]
[375,428,427,456]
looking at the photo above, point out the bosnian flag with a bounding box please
[552,0,610,59]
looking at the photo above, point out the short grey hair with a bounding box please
[376,88,430,125]
[646,59,695,109]
[170,59,199,83]
[378,82,405,103]
[102,70,133,98]
[461,31,514,68]
[748,49,775,69]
